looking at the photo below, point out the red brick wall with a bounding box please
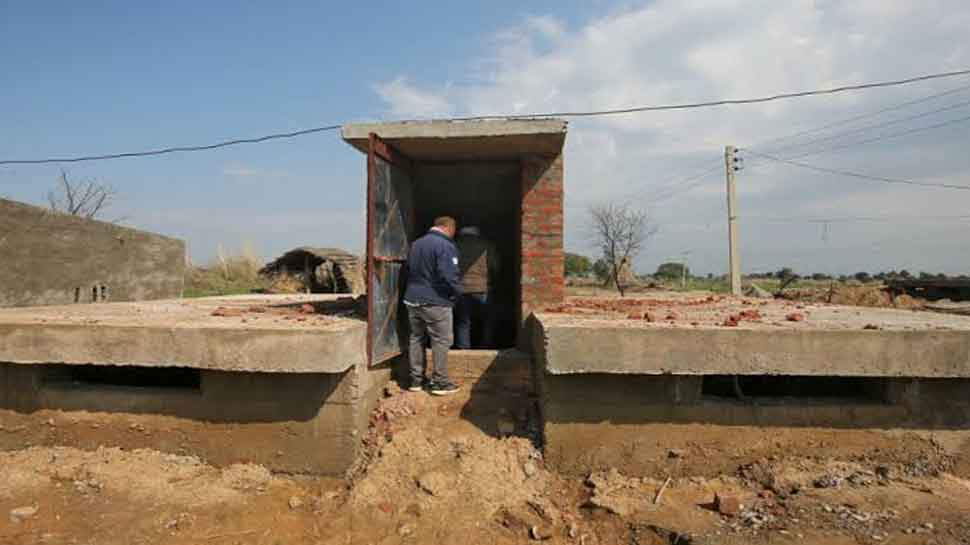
[520,152,564,328]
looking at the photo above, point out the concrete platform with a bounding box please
[0,294,388,475]
[532,294,970,477]
[535,293,970,377]
[0,294,366,373]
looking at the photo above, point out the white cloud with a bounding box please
[372,77,453,119]
[375,0,970,274]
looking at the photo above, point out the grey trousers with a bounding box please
[407,304,453,385]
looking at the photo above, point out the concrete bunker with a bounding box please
[0,294,385,475]
[532,298,970,477]
[342,120,567,360]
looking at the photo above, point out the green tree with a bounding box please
[655,262,689,280]
[564,252,593,277]
[854,271,871,283]
[775,267,797,281]
[592,259,611,282]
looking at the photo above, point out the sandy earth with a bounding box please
[2,384,969,545]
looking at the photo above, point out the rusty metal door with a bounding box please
[366,133,415,365]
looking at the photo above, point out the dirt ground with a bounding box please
[2,385,970,545]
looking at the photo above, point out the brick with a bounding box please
[714,493,741,516]
[518,152,564,323]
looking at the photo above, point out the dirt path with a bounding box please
[2,385,969,545]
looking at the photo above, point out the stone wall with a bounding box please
[0,198,185,307]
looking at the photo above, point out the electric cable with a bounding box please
[4,68,970,165]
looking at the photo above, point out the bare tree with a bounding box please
[47,170,116,219]
[588,202,656,296]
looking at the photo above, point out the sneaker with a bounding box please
[407,380,424,392]
[429,381,461,396]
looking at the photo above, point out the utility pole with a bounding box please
[725,145,741,296]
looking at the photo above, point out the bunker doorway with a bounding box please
[411,161,520,351]
[364,135,522,366]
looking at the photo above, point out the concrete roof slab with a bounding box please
[0,295,366,373]
[534,293,970,378]
[341,119,567,160]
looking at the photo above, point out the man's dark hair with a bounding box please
[433,216,457,230]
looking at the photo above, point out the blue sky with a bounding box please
[0,1,595,262]
[2,1,969,275]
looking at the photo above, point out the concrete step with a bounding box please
[431,349,533,393]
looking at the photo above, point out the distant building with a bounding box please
[0,198,185,307]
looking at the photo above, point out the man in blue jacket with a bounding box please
[403,216,463,395]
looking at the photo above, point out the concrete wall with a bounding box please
[535,314,970,378]
[0,358,392,475]
[0,198,185,307]
[539,371,970,478]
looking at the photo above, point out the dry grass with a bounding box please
[184,243,269,298]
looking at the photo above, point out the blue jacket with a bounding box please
[404,230,463,307]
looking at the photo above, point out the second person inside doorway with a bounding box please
[454,225,501,349]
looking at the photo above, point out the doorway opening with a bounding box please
[411,161,521,349]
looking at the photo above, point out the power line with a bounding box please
[744,112,970,163]
[753,79,970,151]
[630,161,723,203]
[745,150,970,191]
[634,101,970,204]
[0,125,342,165]
[760,98,970,158]
[625,77,970,206]
[455,68,970,120]
[638,93,970,205]
[660,213,970,227]
[747,213,970,224]
[3,68,970,165]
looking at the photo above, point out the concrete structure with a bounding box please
[532,295,970,477]
[538,307,970,378]
[342,120,566,357]
[0,198,185,307]
[0,295,388,475]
